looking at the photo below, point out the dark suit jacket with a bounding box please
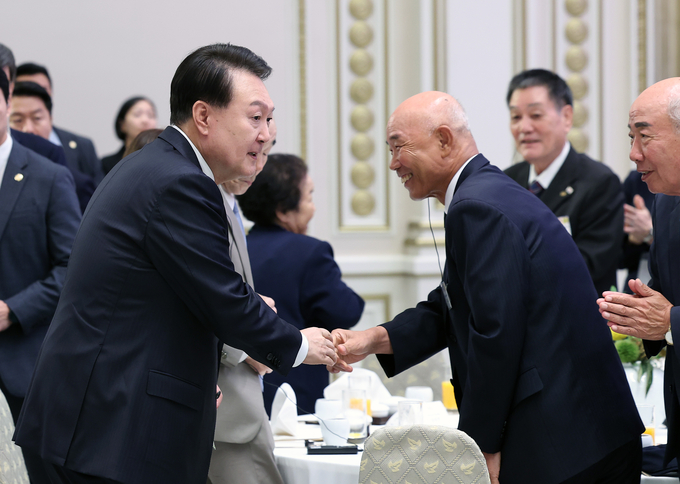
[504,147,624,295]
[53,126,103,185]
[643,195,680,465]
[11,129,95,212]
[244,224,364,415]
[0,140,80,397]
[14,127,304,484]
[621,170,655,282]
[378,155,642,484]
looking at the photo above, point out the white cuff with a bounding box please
[293,333,309,367]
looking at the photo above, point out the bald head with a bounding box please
[629,77,680,195]
[386,91,478,203]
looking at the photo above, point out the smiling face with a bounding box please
[200,69,274,185]
[223,118,277,196]
[121,100,157,146]
[509,85,572,173]
[386,112,451,203]
[9,95,52,139]
[628,81,680,195]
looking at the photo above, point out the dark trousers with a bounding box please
[0,377,52,484]
[44,464,122,484]
[561,437,642,484]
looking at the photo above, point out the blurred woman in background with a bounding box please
[101,96,157,174]
[238,154,364,415]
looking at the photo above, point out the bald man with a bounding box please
[330,92,643,484]
[598,77,680,468]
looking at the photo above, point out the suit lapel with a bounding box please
[0,144,29,242]
[158,127,201,170]
[225,204,253,286]
[539,148,578,212]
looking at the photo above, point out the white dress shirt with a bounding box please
[528,141,571,190]
[0,134,13,191]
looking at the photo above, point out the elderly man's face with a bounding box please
[202,69,274,185]
[223,119,277,196]
[629,94,680,195]
[509,86,572,169]
[386,118,445,201]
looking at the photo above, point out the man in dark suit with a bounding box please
[504,69,623,296]
[13,43,337,484]
[0,44,95,211]
[16,62,103,185]
[0,68,81,483]
[330,91,643,484]
[598,77,680,468]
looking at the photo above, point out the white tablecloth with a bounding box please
[274,446,362,484]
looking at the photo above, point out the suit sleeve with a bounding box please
[299,241,364,330]
[644,197,671,357]
[6,167,81,334]
[572,170,624,289]
[144,173,302,375]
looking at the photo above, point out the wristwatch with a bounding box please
[642,227,654,245]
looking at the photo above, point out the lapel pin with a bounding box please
[14,173,23,182]
[69,140,77,149]
[561,186,574,197]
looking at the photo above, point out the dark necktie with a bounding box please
[529,180,544,197]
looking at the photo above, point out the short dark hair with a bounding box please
[16,62,51,86]
[0,68,9,103]
[115,97,156,141]
[170,43,272,125]
[506,68,573,109]
[0,44,16,82]
[237,153,307,226]
[13,81,52,114]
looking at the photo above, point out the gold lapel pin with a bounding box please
[560,186,574,197]
[69,140,77,149]
[14,173,23,182]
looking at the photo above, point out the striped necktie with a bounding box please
[529,180,544,197]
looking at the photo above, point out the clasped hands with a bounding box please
[597,278,672,340]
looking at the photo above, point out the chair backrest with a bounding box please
[359,425,490,484]
[0,392,28,483]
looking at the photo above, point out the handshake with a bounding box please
[300,326,391,373]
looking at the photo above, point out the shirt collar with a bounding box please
[528,141,570,189]
[444,154,478,213]
[48,129,62,147]
[218,185,236,210]
[0,134,13,190]
[170,125,215,183]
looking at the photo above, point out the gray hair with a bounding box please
[669,84,680,134]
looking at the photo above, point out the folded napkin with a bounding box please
[323,368,392,402]
[270,383,299,436]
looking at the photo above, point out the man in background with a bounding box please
[209,120,282,484]
[16,62,103,185]
[0,68,81,484]
[331,91,643,484]
[598,77,680,469]
[0,43,94,211]
[504,69,623,296]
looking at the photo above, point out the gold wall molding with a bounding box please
[337,0,389,231]
[564,0,590,152]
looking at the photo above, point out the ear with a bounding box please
[435,125,455,157]
[192,101,211,136]
[561,104,574,132]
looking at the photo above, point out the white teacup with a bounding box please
[315,398,343,421]
[404,386,434,402]
[319,417,350,446]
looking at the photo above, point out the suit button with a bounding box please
[266,353,274,361]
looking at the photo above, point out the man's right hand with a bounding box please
[328,326,393,373]
[301,327,337,366]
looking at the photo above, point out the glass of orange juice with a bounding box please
[342,388,368,442]
[348,374,371,416]
[638,404,655,444]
